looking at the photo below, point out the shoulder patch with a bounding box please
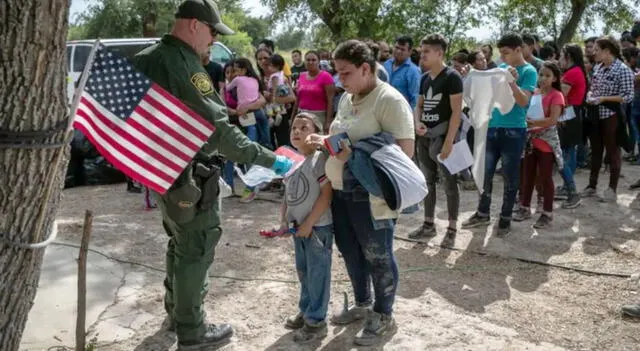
[191,72,213,95]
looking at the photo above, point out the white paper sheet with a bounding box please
[437,140,474,175]
[558,105,576,122]
[526,95,545,121]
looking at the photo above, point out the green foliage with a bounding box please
[378,0,487,51]
[71,0,178,39]
[240,16,273,47]
[219,11,262,58]
[494,0,639,44]
[306,24,336,49]
[275,27,305,50]
[262,0,486,49]
[260,0,384,41]
[68,25,87,41]
[69,0,272,52]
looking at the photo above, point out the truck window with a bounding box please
[73,45,92,72]
[108,44,155,60]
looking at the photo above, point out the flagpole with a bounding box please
[29,40,101,244]
[67,39,101,133]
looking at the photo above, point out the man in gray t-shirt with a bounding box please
[285,151,332,226]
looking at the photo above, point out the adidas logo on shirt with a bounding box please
[422,87,442,122]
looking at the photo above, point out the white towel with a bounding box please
[463,68,516,193]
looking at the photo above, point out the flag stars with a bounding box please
[84,45,150,120]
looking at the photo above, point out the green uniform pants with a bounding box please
[161,204,222,342]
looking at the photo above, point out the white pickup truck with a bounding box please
[66,38,233,103]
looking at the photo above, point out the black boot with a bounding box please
[178,324,233,350]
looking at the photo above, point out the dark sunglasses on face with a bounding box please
[199,20,218,37]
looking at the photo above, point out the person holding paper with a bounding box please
[582,36,635,203]
[408,34,462,246]
[555,44,588,208]
[513,62,565,228]
[461,33,537,237]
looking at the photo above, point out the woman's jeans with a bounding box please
[223,160,234,190]
[253,109,271,149]
[242,123,258,191]
[332,188,398,315]
[294,225,333,323]
[559,146,577,191]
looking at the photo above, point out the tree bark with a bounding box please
[557,0,589,47]
[0,1,70,350]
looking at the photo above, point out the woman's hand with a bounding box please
[305,133,328,148]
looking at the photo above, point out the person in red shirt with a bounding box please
[554,44,588,208]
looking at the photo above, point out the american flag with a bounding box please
[73,44,216,195]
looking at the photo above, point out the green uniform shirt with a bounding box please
[132,35,276,183]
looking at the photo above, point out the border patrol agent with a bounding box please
[132,1,293,349]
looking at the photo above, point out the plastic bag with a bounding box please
[218,177,233,198]
[235,165,281,187]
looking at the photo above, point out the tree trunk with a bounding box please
[557,0,588,47]
[0,1,70,350]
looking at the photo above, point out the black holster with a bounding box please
[194,161,221,211]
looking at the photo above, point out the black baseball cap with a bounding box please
[175,0,234,36]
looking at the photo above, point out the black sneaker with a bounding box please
[461,213,490,229]
[630,179,640,190]
[285,312,304,330]
[562,192,581,209]
[353,311,396,346]
[293,320,328,343]
[554,186,568,200]
[496,218,511,237]
[441,227,457,248]
[177,324,233,350]
[533,214,552,229]
[408,222,436,239]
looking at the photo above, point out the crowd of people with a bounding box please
[198,28,640,229]
[123,3,640,347]
[197,26,640,344]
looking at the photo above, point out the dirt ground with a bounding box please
[48,164,640,351]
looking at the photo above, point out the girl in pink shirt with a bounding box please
[225,58,271,151]
[293,51,335,133]
[515,61,565,228]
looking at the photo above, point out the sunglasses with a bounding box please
[199,20,218,37]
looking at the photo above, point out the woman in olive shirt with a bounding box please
[306,40,414,346]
